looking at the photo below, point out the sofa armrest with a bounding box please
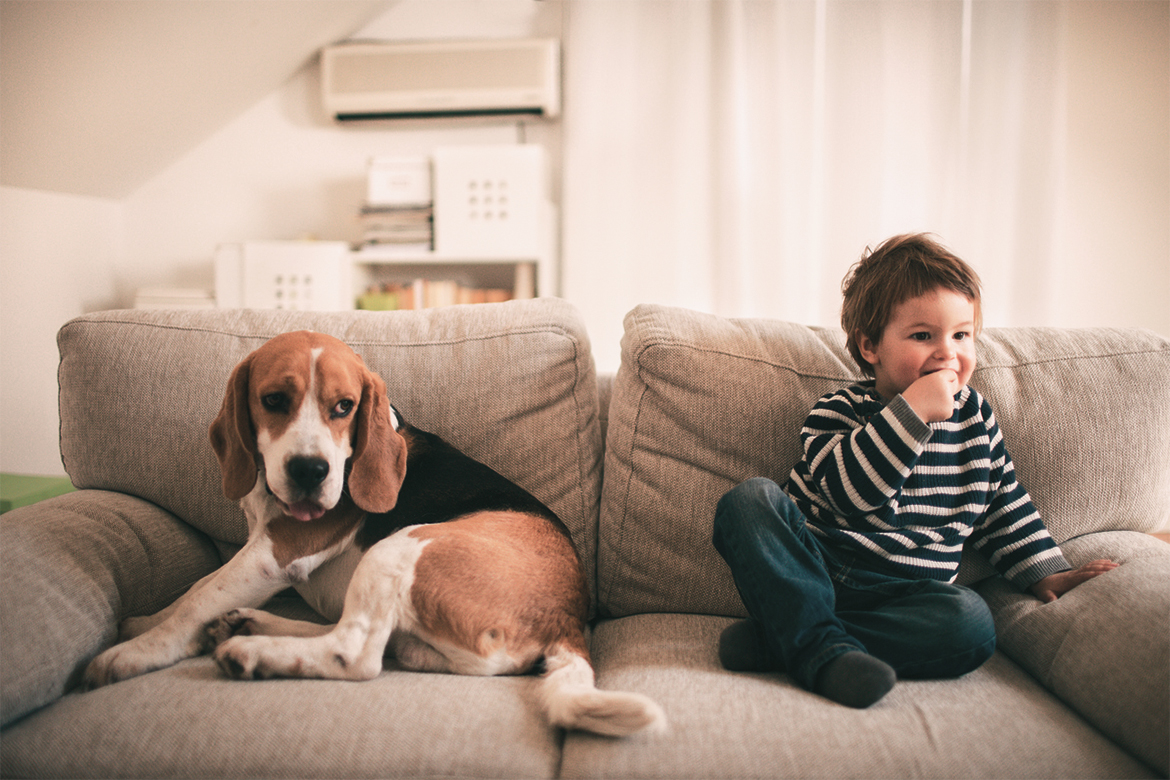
[0,491,220,727]
[977,531,1169,775]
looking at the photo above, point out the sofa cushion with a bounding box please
[599,304,1170,617]
[977,531,1170,776]
[0,655,562,779]
[561,613,1156,779]
[0,492,221,728]
[56,300,604,604]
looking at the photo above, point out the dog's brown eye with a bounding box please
[332,399,355,419]
[261,393,289,413]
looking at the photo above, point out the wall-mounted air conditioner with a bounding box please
[321,39,560,120]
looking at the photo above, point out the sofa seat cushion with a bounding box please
[977,531,1170,775]
[56,300,604,604]
[0,654,563,779]
[599,304,1170,617]
[561,613,1156,779]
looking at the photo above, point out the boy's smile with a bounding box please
[858,288,977,402]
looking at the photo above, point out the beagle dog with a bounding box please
[84,331,665,737]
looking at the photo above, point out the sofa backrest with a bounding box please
[598,304,1170,619]
[57,300,604,604]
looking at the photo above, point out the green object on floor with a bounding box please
[0,473,75,513]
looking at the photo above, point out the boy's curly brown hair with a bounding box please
[841,233,983,376]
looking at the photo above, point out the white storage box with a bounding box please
[367,156,432,207]
[432,145,546,258]
[215,241,353,311]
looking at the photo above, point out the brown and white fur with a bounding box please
[83,331,665,737]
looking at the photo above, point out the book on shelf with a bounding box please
[356,280,513,311]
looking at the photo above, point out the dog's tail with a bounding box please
[537,642,666,737]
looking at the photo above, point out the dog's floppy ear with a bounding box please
[348,366,406,513]
[209,355,259,501]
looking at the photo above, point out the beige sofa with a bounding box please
[2,299,1167,779]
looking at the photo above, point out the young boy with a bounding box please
[712,233,1116,708]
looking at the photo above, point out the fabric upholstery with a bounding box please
[1,656,562,779]
[598,304,1170,618]
[55,300,605,604]
[562,613,1156,779]
[978,531,1170,775]
[0,492,220,727]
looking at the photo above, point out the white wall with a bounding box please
[0,188,122,475]
[1,0,1166,477]
[0,0,389,198]
[562,0,1169,373]
[1050,1,1169,332]
[1,0,562,476]
[119,76,528,297]
[121,0,563,295]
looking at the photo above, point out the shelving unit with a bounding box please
[352,145,557,307]
[352,254,541,301]
[210,147,558,312]
[350,196,558,304]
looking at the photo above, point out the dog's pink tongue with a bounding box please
[286,502,325,522]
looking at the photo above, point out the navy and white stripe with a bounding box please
[786,381,1069,587]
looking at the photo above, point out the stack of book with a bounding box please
[357,156,433,253]
[358,205,432,251]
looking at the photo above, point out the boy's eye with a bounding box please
[911,332,932,342]
[954,332,971,341]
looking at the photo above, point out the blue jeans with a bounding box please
[712,478,996,691]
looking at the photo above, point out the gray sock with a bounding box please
[718,620,773,672]
[814,651,896,708]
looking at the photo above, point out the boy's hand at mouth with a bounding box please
[903,369,961,423]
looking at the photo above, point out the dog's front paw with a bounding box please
[214,636,270,680]
[83,641,157,690]
[206,609,259,647]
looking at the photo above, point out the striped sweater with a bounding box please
[785,381,1070,588]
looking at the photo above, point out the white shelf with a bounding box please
[351,253,545,305]
[352,249,533,264]
[351,147,558,305]
[350,200,558,301]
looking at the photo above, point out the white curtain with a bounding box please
[562,0,1070,370]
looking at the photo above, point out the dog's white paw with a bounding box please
[85,625,211,690]
[84,640,162,689]
[214,636,273,680]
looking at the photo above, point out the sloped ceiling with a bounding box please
[0,0,391,199]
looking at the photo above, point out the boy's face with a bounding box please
[858,288,977,401]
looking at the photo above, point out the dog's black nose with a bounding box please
[287,456,329,491]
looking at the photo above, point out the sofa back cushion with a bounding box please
[598,304,1170,618]
[57,300,604,602]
